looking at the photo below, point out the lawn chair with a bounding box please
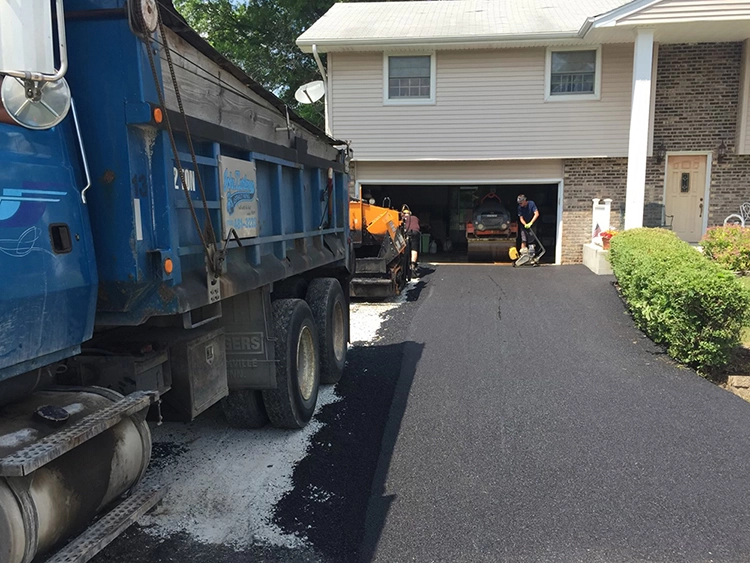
[642,203,674,230]
[724,203,750,227]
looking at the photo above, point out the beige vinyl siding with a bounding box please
[330,44,634,161]
[356,160,563,182]
[620,0,750,23]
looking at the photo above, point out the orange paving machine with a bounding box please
[349,199,411,298]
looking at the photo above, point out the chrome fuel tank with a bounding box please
[0,388,151,563]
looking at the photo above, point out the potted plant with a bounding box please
[600,230,616,250]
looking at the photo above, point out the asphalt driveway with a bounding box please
[362,265,750,563]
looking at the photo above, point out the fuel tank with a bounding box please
[0,388,151,563]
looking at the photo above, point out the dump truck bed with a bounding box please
[64,0,350,327]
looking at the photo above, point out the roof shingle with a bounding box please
[297,0,635,47]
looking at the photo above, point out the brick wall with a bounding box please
[561,158,627,263]
[562,42,750,264]
[648,43,750,226]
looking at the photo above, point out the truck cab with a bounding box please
[0,1,97,385]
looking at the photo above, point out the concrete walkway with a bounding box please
[362,265,750,563]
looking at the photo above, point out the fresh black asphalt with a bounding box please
[361,265,750,563]
[95,265,750,563]
[93,277,428,563]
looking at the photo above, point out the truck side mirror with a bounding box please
[0,0,71,129]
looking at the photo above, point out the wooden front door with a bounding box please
[665,154,707,243]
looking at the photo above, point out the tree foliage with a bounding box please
[173,0,339,128]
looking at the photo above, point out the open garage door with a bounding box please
[359,183,560,264]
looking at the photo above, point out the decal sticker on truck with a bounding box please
[219,156,258,238]
[0,185,66,256]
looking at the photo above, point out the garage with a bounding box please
[358,182,561,264]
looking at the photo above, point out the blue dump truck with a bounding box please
[0,1,351,561]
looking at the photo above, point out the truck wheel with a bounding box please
[262,299,319,429]
[306,278,348,384]
[221,390,269,429]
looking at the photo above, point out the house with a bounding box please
[297,0,750,264]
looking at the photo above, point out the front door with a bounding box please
[665,154,707,243]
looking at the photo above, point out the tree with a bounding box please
[174,0,336,128]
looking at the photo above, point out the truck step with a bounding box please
[0,390,158,477]
[44,482,165,563]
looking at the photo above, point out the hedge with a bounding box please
[701,225,750,273]
[608,228,750,373]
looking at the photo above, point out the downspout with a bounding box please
[312,44,331,136]
[312,44,327,82]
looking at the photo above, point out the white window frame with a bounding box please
[545,46,602,102]
[383,52,436,106]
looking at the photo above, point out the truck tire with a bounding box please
[221,390,269,429]
[306,278,348,384]
[262,299,320,429]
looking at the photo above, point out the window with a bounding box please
[545,47,601,101]
[384,54,436,105]
[681,173,690,193]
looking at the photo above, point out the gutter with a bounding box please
[297,31,582,52]
[579,18,595,37]
[578,0,666,35]
[312,44,327,82]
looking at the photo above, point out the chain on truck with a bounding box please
[0,1,353,561]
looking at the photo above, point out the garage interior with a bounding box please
[360,183,559,264]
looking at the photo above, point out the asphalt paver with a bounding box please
[361,265,750,563]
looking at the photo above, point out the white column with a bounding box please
[624,28,655,230]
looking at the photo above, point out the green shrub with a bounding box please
[701,225,750,273]
[609,228,750,373]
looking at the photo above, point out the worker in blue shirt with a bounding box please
[517,194,539,256]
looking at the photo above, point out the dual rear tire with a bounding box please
[305,278,348,385]
[261,298,321,429]
[222,278,347,430]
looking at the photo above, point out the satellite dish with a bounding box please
[1,77,71,130]
[295,80,325,104]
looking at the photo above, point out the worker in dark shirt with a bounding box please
[402,205,420,277]
[517,194,539,256]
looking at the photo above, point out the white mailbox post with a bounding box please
[583,198,614,275]
[591,198,613,244]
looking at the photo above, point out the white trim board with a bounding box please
[357,178,564,185]
[737,40,749,155]
[584,0,663,31]
[353,154,626,161]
